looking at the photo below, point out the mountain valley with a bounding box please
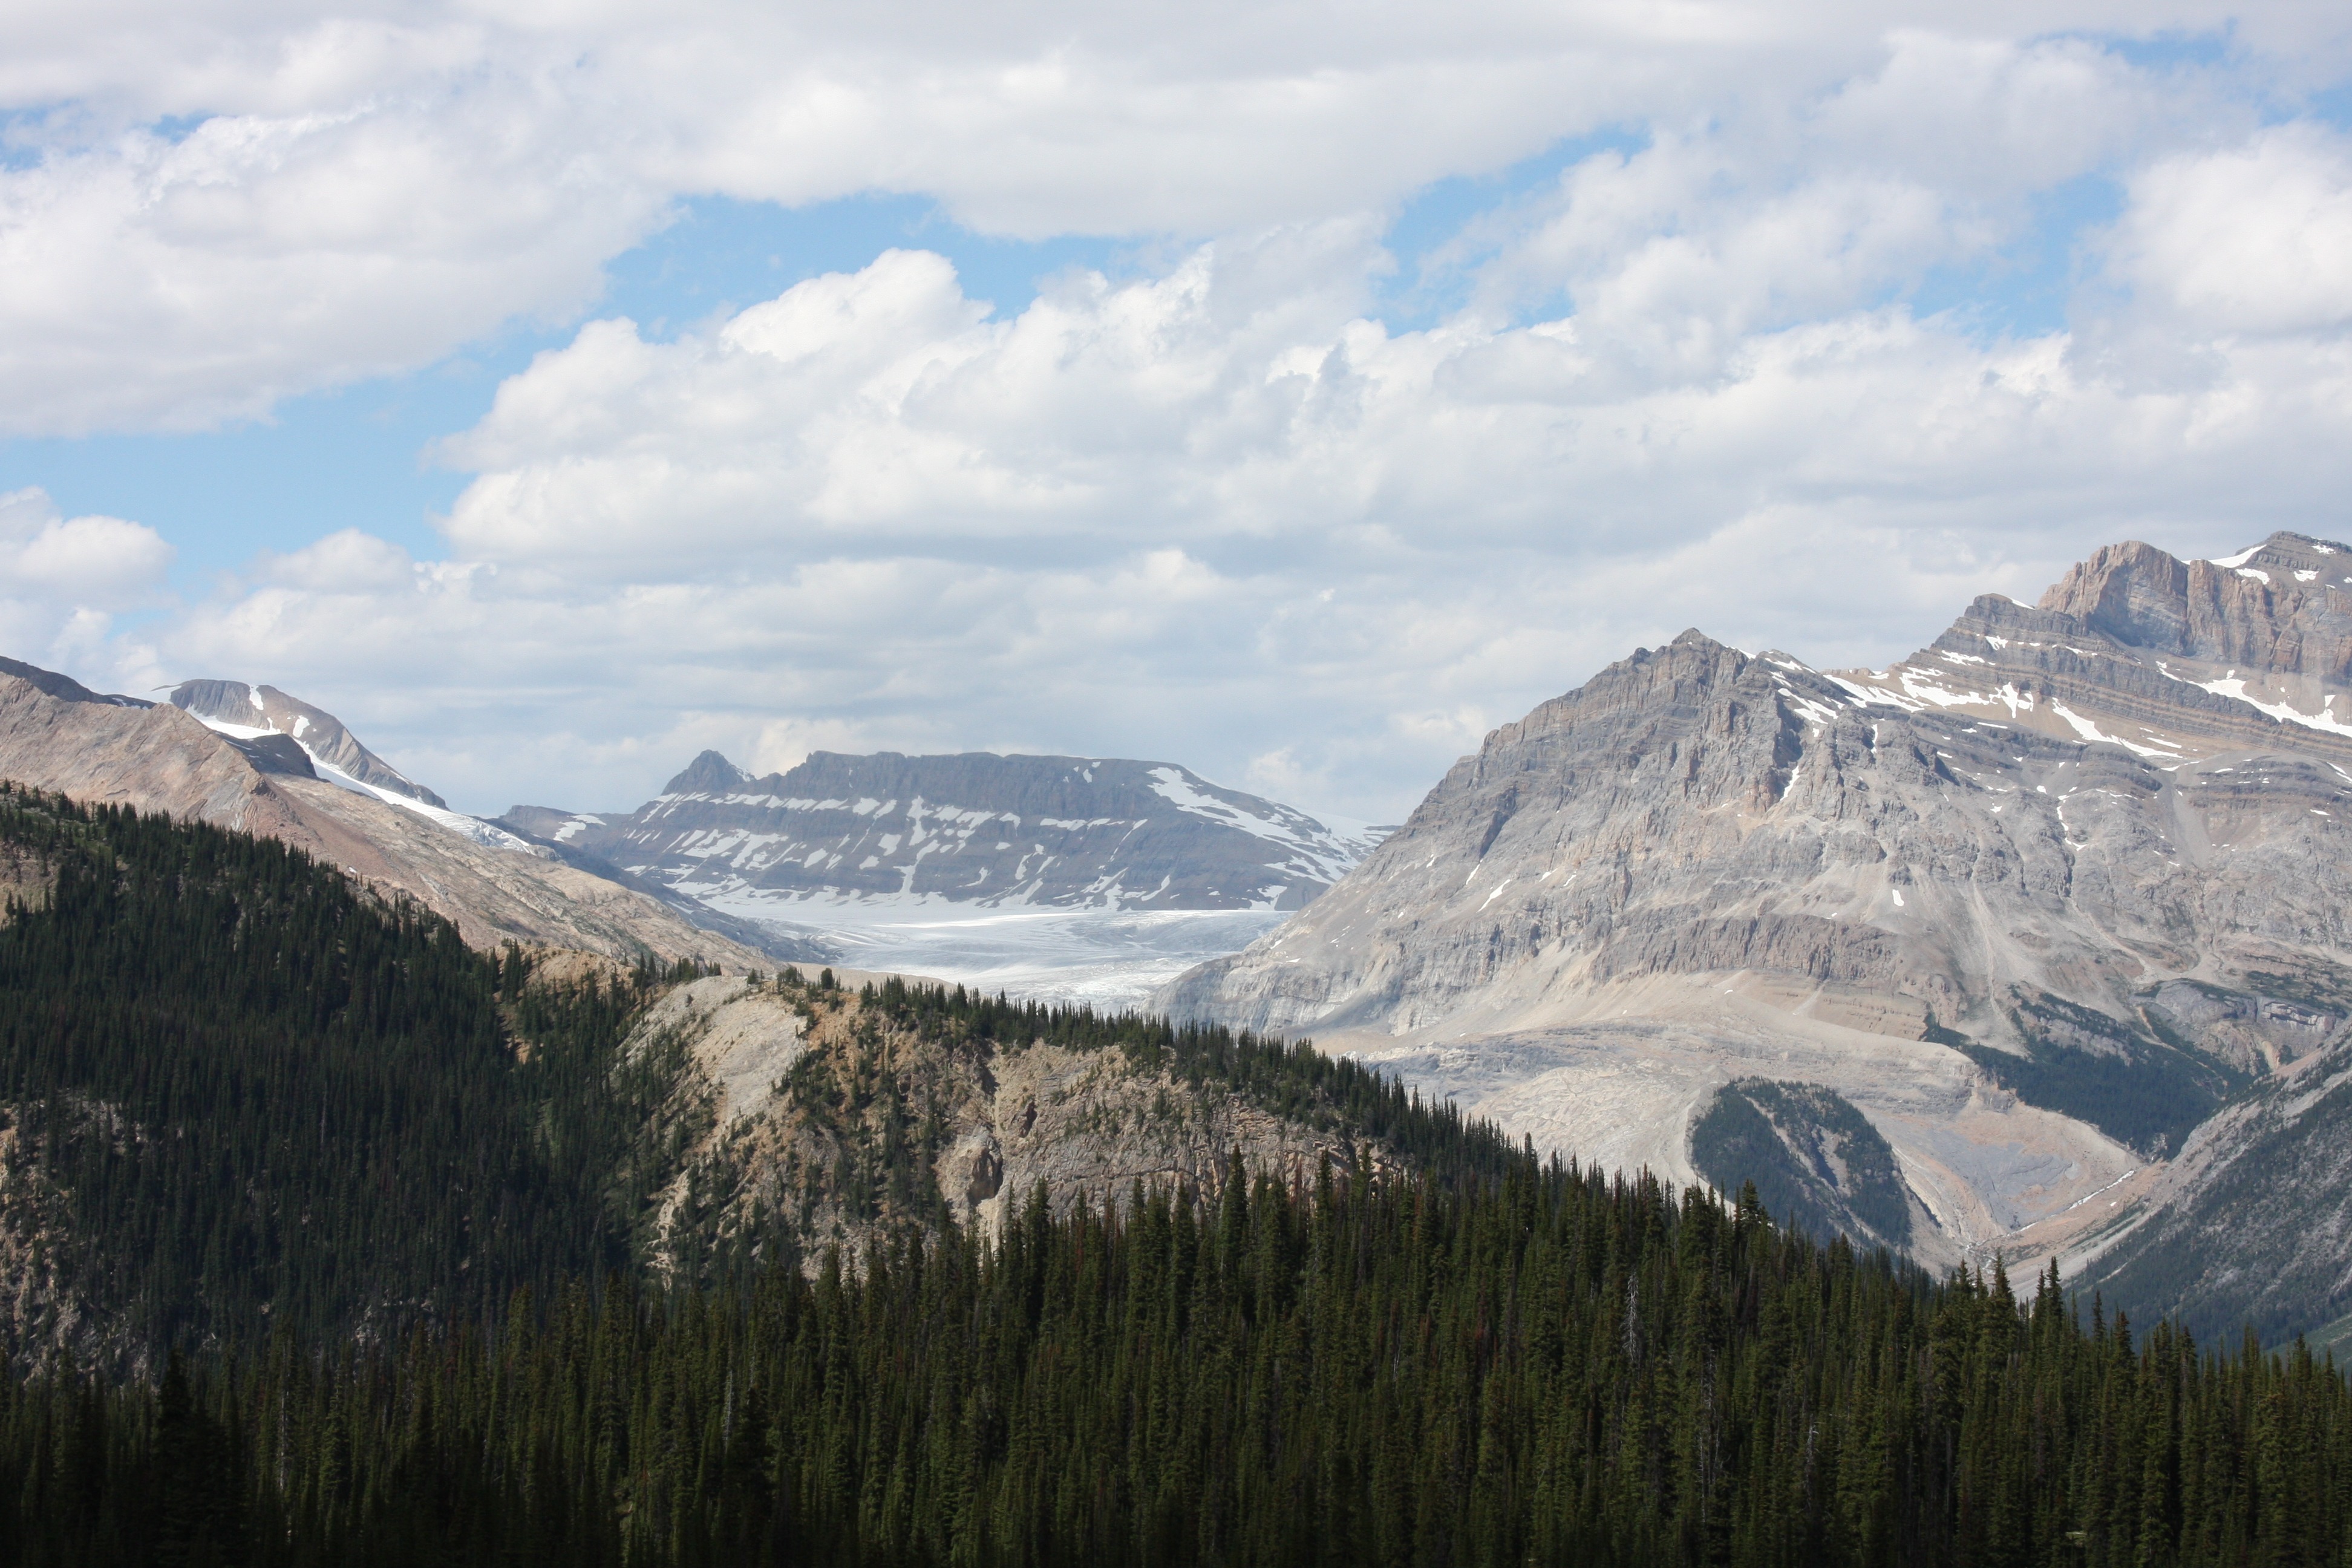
[5,541,2352,1563]
[0,785,1485,1372]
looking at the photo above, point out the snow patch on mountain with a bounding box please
[181,709,539,854]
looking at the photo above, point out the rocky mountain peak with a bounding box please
[663,750,753,796]
[2034,531,2352,677]
[1165,530,2352,1309]
[1478,629,1751,759]
[1830,537,2352,768]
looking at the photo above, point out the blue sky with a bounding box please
[3,5,2350,818]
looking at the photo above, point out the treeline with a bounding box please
[7,1158,2351,1567]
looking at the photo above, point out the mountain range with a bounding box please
[10,529,2352,1343]
[1163,529,2352,1342]
[0,654,1379,993]
[14,539,2352,1558]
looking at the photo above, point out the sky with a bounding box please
[2,2,2351,824]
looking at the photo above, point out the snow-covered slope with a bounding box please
[493,750,1386,1005]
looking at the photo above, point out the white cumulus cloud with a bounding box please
[116,186,2352,820]
[0,488,175,679]
[1,1,2348,433]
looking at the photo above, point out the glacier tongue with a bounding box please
[497,749,1384,1005]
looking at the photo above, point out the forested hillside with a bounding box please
[0,783,679,1364]
[7,1161,2349,1567]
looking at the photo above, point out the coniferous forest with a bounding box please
[1,786,2349,1565]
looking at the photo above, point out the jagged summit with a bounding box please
[664,749,753,796]
[1824,532,2352,765]
[2040,530,2352,671]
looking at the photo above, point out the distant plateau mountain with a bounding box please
[499,750,1384,922]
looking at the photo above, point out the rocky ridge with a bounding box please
[169,678,449,806]
[0,663,766,968]
[1833,532,2352,768]
[1164,532,2352,1324]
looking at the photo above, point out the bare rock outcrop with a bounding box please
[0,1108,116,1370]
[615,975,1396,1276]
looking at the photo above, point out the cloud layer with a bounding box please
[4,2,2345,434]
[11,6,2352,822]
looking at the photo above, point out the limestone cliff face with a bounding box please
[2040,532,2352,685]
[1819,530,2352,770]
[0,667,765,967]
[1163,624,2335,1044]
[1161,535,2352,1301]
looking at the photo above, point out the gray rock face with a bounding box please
[169,679,446,806]
[504,750,1374,916]
[1161,535,2352,1324]
[1834,531,2352,767]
